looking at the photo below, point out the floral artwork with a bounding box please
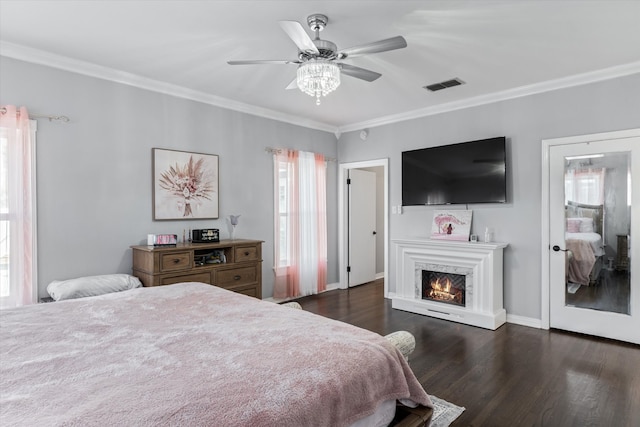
[430,210,472,241]
[153,149,219,220]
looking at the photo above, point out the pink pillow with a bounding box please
[566,218,581,233]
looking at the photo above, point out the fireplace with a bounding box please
[392,238,508,330]
[422,271,465,307]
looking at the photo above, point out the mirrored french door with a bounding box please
[547,131,639,344]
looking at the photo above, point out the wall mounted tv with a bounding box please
[402,137,507,206]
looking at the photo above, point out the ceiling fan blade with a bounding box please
[279,20,319,55]
[227,59,299,65]
[285,78,298,90]
[339,63,382,82]
[339,35,407,59]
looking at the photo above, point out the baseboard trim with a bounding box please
[326,282,340,291]
[375,272,385,280]
[506,314,542,329]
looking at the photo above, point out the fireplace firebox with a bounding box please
[422,271,465,307]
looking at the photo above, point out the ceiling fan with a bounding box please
[227,14,407,104]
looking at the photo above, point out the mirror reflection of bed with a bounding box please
[564,152,631,315]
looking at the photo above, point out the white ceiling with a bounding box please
[1,1,640,133]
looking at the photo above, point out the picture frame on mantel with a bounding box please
[152,148,219,220]
[430,210,472,241]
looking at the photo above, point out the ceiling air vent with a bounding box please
[423,78,465,92]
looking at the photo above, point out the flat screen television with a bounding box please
[402,137,507,205]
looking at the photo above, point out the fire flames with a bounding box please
[428,277,462,303]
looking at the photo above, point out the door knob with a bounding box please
[552,245,568,252]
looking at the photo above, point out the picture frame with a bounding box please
[152,148,219,220]
[430,210,473,241]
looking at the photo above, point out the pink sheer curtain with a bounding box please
[0,105,36,308]
[273,149,327,298]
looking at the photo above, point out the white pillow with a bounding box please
[47,274,142,301]
[579,217,594,233]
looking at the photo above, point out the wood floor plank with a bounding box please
[294,279,640,427]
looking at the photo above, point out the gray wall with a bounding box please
[338,73,640,321]
[0,57,339,299]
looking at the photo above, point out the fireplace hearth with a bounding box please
[422,271,465,307]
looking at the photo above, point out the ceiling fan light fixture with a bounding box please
[297,59,340,105]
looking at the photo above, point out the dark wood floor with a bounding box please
[294,279,640,427]
[566,268,630,314]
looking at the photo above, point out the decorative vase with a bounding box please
[229,215,241,240]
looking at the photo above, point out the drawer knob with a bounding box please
[244,251,250,256]
[173,258,181,264]
[234,275,241,280]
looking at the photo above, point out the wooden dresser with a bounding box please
[131,239,262,299]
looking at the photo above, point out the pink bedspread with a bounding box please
[566,239,596,286]
[1,283,431,426]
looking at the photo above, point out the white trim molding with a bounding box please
[3,41,639,136]
[338,62,640,134]
[338,159,389,296]
[506,314,542,329]
[0,41,335,134]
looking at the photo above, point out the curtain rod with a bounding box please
[265,147,336,162]
[0,107,70,123]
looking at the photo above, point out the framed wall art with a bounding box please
[430,210,473,241]
[153,148,219,220]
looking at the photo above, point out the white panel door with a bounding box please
[549,136,639,344]
[348,169,377,287]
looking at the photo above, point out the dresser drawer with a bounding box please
[228,284,259,298]
[215,266,257,287]
[160,252,191,272]
[234,245,259,263]
[160,272,211,286]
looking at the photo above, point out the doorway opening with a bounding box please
[338,159,389,296]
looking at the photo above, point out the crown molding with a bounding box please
[0,41,336,134]
[3,41,639,137]
[338,61,640,134]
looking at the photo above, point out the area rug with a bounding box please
[429,395,465,427]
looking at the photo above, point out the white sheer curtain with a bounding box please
[0,105,37,308]
[565,168,605,205]
[273,149,327,298]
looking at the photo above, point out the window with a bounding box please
[273,149,327,298]
[277,160,293,268]
[565,167,605,205]
[0,107,37,308]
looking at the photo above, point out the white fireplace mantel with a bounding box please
[391,237,508,330]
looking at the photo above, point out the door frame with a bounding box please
[541,128,640,330]
[338,159,389,296]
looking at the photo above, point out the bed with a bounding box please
[0,282,432,426]
[565,201,605,286]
